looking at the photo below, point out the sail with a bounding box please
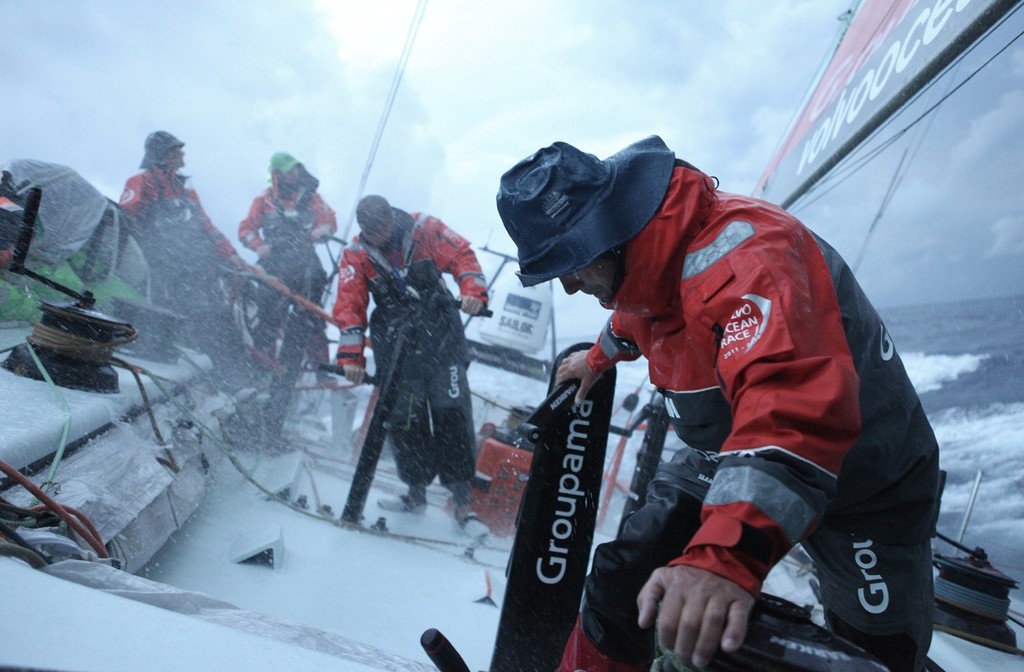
[755,0,1021,208]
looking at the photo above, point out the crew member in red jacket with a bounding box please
[120,131,250,388]
[333,195,489,536]
[239,152,336,368]
[496,136,940,672]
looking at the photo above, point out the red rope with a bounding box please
[0,458,108,558]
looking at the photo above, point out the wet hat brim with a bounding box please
[514,136,674,286]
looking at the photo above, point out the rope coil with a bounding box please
[27,319,138,362]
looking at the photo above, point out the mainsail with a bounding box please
[755,0,1023,209]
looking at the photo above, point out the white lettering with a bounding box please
[853,539,890,614]
[724,317,759,333]
[730,303,752,319]
[870,42,900,99]
[925,0,955,45]
[536,556,566,584]
[798,0,971,177]
[559,473,583,499]
[499,315,535,335]
[447,365,460,398]
[845,70,873,124]
[549,386,575,410]
[563,453,585,473]
[880,325,895,361]
[721,332,748,347]
[534,401,593,585]
[768,635,853,661]
[551,516,573,540]
[567,418,591,451]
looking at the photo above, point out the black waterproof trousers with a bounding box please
[369,293,476,500]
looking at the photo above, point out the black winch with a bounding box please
[2,300,138,393]
[1,184,138,392]
[659,593,888,672]
[933,548,1019,651]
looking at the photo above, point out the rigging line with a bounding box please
[851,148,908,273]
[792,15,1024,213]
[850,60,948,272]
[341,0,429,241]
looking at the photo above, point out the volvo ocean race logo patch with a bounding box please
[720,294,771,360]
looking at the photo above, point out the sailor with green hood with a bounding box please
[238,151,337,364]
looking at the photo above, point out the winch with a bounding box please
[933,548,1019,651]
[2,300,138,393]
[1,184,138,392]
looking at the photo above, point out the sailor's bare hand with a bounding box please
[342,364,366,385]
[555,350,600,405]
[459,295,485,315]
[256,244,273,260]
[637,565,755,669]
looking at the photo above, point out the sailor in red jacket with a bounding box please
[238,152,337,366]
[119,131,250,389]
[120,132,245,309]
[333,195,489,535]
[497,137,939,672]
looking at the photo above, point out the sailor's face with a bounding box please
[360,219,394,247]
[558,258,617,303]
[277,165,301,188]
[161,146,185,172]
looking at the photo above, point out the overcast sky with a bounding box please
[3,0,1022,329]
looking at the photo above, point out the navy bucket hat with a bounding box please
[496,135,675,286]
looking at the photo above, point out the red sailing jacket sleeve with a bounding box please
[121,170,237,262]
[669,218,862,595]
[238,192,338,251]
[332,244,372,367]
[586,311,644,374]
[238,193,269,251]
[118,172,151,220]
[309,193,337,240]
[416,215,488,303]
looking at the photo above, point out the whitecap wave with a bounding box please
[901,351,987,394]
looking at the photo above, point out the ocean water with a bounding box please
[882,293,1024,597]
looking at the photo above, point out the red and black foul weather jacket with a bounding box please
[585,164,939,596]
[332,210,487,368]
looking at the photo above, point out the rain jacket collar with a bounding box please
[607,164,718,318]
